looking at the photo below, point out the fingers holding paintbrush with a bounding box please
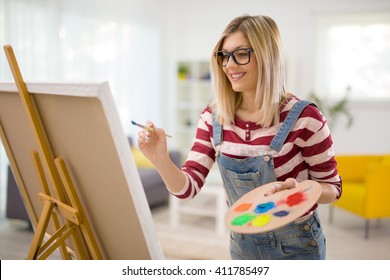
[134,120,171,167]
[131,120,172,138]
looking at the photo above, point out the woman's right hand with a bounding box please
[137,121,170,168]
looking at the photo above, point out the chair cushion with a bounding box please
[334,182,366,216]
[336,155,382,182]
[382,155,390,164]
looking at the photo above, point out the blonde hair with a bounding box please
[210,15,288,127]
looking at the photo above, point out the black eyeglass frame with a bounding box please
[214,48,254,67]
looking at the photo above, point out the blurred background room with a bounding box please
[0,0,390,260]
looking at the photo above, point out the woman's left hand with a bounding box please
[264,178,298,196]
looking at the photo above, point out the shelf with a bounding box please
[173,60,212,155]
[169,183,227,235]
[178,206,216,217]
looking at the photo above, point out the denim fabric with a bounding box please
[269,100,312,152]
[229,211,326,260]
[216,153,276,206]
[212,101,326,260]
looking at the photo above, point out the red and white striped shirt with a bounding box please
[173,97,342,200]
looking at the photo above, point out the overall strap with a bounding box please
[269,100,313,152]
[212,110,223,147]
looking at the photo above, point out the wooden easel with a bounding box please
[3,45,103,260]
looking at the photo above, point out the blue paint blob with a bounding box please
[254,201,275,213]
[273,210,289,217]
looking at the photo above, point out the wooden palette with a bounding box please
[225,180,321,234]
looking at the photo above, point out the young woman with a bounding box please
[137,15,342,260]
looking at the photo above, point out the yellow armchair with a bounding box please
[330,154,390,238]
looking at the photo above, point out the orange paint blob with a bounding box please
[234,203,253,212]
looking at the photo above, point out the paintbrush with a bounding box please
[131,120,172,138]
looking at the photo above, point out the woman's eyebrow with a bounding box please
[221,45,250,52]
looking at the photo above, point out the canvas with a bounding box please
[0,81,164,259]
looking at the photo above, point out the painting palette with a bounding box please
[225,180,321,234]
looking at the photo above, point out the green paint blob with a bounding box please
[231,213,256,226]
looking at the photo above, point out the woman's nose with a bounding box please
[225,56,237,68]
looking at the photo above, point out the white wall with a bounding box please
[160,0,390,154]
[331,100,390,155]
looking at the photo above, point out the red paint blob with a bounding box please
[286,191,306,206]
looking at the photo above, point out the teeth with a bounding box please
[231,73,244,79]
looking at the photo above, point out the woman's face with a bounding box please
[221,31,258,95]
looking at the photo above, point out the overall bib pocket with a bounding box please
[224,169,261,201]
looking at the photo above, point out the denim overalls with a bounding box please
[213,100,326,260]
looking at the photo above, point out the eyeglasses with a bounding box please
[214,48,254,67]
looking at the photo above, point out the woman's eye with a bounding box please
[236,51,248,58]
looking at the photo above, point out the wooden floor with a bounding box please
[1,204,390,260]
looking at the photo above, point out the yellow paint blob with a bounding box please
[251,214,271,227]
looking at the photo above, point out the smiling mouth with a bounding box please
[230,72,245,81]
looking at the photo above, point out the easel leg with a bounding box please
[55,157,103,259]
[27,200,55,259]
[32,150,72,260]
[37,223,77,260]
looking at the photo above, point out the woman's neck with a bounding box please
[236,95,263,123]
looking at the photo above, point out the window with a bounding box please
[316,13,390,100]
